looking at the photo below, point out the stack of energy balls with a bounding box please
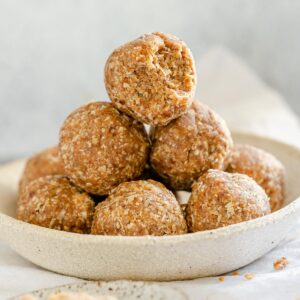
[16,32,285,236]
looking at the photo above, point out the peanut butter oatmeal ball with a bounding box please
[105,32,197,126]
[150,102,233,190]
[19,146,64,194]
[186,170,271,232]
[225,144,285,211]
[17,175,95,233]
[59,102,150,195]
[91,180,187,236]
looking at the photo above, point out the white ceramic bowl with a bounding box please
[0,132,300,281]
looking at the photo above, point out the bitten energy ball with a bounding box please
[91,180,187,236]
[59,102,150,195]
[105,32,197,126]
[150,102,233,190]
[17,175,95,233]
[19,146,64,194]
[186,170,270,232]
[225,144,286,211]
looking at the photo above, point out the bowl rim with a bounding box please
[1,131,300,245]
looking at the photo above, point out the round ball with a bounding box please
[105,32,197,126]
[17,175,95,233]
[19,146,65,194]
[150,102,233,190]
[225,144,285,211]
[91,180,187,236]
[59,101,150,195]
[186,170,271,232]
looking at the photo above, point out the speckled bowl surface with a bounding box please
[9,281,187,300]
[0,132,300,281]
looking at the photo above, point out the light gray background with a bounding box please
[0,0,299,162]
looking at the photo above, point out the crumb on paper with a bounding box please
[244,273,255,280]
[273,257,288,270]
[231,271,240,276]
[218,276,225,282]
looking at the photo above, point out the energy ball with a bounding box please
[19,146,65,194]
[186,170,271,232]
[17,175,95,233]
[225,144,286,211]
[104,32,197,126]
[91,180,187,236]
[150,102,233,190]
[59,101,150,195]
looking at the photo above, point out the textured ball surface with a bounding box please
[59,101,150,195]
[91,180,187,236]
[186,170,271,232]
[19,146,65,194]
[225,144,285,211]
[150,102,233,190]
[105,32,196,126]
[17,175,95,233]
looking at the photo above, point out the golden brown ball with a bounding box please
[225,144,285,211]
[17,175,95,233]
[105,32,197,126]
[186,170,271,232]
[150,102,233,190]
[59,101,150,195]
[91,180,187,236]
[19,146,65,194]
